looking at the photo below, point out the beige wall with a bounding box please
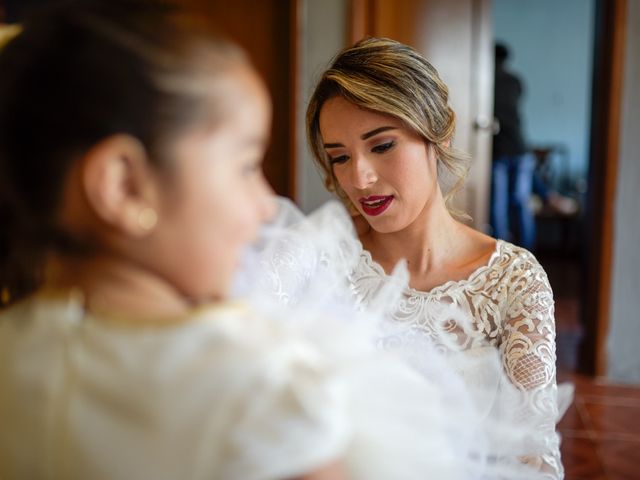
[296,0,348,213]
[606,0,640,384]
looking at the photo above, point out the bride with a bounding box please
[246,37,569,478]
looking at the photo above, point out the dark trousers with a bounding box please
[490,154,536,250]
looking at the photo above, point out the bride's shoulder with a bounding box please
[495,240,545,270]
[454,225,498,269]
[459,223,495,249]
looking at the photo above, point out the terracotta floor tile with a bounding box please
[596,438,640,480]
[558,374,640,401]
[557,375,640,478]
[582,387,640,403]
[565,476,609,480]
[561,436,608,478]
[582,402,640,440]
[559,400,588,432]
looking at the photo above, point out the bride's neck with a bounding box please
[362,198,461,275]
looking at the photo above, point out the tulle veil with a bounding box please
[232,197,573,480]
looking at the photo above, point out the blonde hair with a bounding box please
[306,37,469,219]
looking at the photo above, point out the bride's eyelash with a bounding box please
[329,154,349,165]
[372,141,395,153]
[328,140,394,165]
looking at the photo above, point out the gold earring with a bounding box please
[137,207,158,231]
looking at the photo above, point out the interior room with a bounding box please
[1,0,638,478]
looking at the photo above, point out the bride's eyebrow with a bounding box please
[323,126,398,148]
[361,126,397,140]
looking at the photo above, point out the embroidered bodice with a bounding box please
[350,239,563,477]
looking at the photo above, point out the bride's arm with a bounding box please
[501,255,563,478]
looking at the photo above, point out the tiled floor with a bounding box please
[558,373,640,479]
[535,250,640,479]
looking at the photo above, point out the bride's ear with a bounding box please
[80,134,161,237]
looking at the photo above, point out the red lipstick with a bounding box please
[359,195,394,216]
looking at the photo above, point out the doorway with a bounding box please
[492,0,596,376]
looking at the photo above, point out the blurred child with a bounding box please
[0,2,348,478]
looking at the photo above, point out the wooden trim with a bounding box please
[580,0,627,376]
[349,0,373,43]
[288,0,301,201]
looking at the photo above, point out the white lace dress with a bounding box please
[242,198,570,479]
[351,239,564,478]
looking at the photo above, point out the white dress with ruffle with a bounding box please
[241,197,571,479]
[352,238,565,477]
[0,291,547,480]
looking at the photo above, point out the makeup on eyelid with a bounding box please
[327,139,397,165]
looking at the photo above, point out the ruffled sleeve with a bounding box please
[199,314,351,480]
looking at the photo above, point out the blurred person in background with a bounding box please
[491,42,537,250]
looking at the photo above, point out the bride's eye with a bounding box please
[329,154,349,165]
[371,141,395,154]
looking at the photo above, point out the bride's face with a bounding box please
[319,96,439,234]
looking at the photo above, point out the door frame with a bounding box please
[580,0,627,376]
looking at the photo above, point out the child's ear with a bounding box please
[81,134,160,237]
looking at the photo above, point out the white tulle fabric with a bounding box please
[2,293,547,480]
[0,296,352,480]
[235,197,572,479]
[0,198,570,480]
[353,233,567,475]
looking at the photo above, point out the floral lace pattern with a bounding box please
[350,240,563,478]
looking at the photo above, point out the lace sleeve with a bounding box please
[501,253,563,478]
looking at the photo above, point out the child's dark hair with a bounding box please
[0,0,245,306]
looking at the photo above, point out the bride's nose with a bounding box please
[350,154,378,190]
